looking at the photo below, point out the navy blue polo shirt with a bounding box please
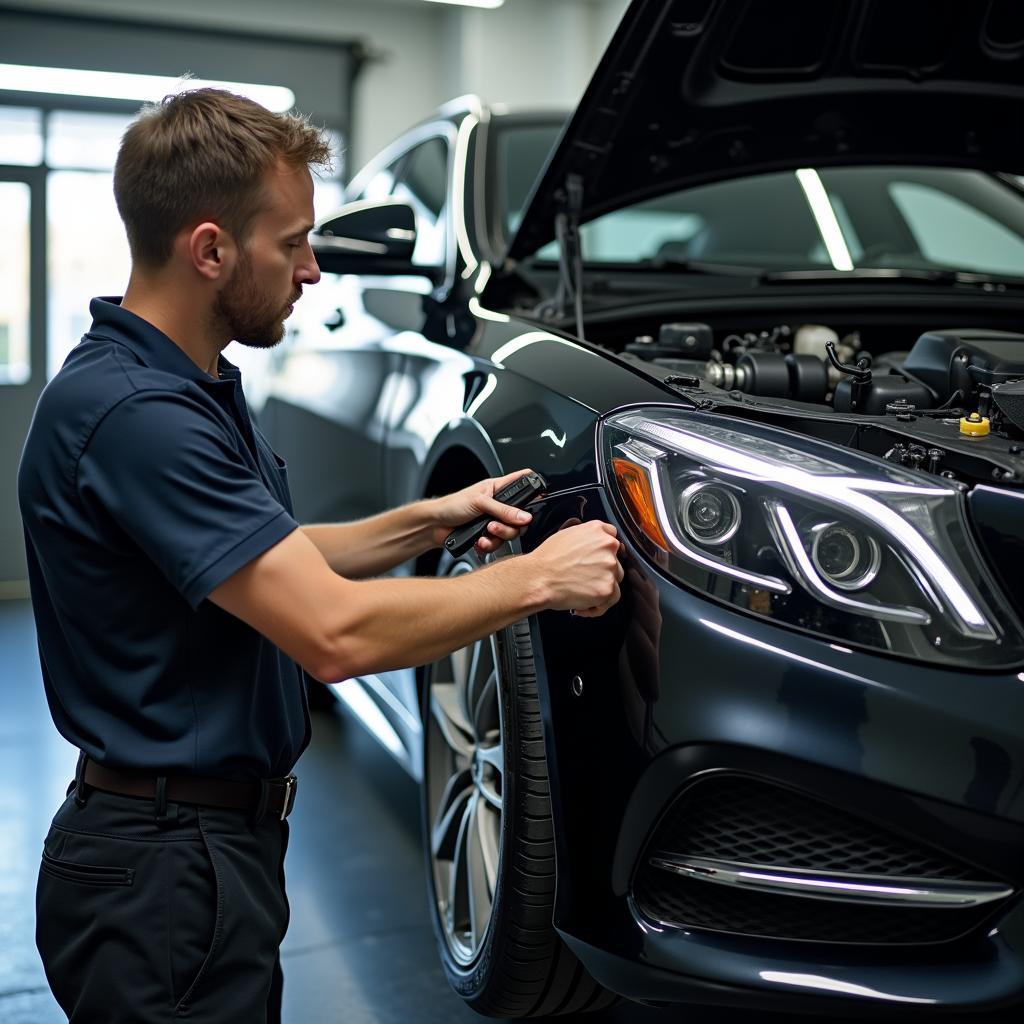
[18,297,309,779]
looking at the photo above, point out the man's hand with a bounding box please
[429,469,539,556]
[527,520,624,618]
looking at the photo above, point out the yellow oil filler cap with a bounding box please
[960,413,991,437]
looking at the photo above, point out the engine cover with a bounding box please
[903,329,1024,402]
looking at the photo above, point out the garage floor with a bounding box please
[0,599,1014,1023]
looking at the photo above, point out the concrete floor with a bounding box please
[0,598,1016,1023]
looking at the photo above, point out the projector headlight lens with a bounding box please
[810,522,881,591]
[680,483,741,547]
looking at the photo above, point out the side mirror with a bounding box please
[311,199,441,282]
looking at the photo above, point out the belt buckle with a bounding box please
[280,774,298,820]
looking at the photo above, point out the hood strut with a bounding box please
[537,173,586,341]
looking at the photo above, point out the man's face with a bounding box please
[214,159,320,349]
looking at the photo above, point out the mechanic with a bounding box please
[17,88,623,1024]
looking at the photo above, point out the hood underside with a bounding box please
[508,0,1024,260]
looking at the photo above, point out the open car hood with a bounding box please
[506,0,1024,261]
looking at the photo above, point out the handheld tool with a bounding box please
[444,472,548,556]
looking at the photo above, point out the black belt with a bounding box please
[82,760,299,820]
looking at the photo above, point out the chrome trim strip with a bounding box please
[649,854,1014,908]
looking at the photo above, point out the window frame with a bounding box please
[0,163,44,388]
[345,119,457,289]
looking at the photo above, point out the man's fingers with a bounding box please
[474,521,522,554]
[572,581,622,618]
[476,495,533,525]
[487,520,519,541]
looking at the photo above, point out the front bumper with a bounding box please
[524,486,1024,1014]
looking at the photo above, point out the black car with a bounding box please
[261,0,1024,1016]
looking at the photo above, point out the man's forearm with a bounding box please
[323,555,550,679]
[208,519,621,684]
[301,499,441,577]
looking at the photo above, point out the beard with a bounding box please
[214,250,298,350]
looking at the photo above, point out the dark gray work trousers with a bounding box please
[36,783,290,1023]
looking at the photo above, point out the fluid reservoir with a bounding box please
[794,324,839,360]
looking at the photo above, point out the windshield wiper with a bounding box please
[640,256,764,276]
[762,268,1024,288]
[531,257,764,277]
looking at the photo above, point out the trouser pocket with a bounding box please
[174,807,290,1022]
[172,810,223,1012]
[36,807,218,1024]
[40,850,134,886]
[37,826,172,1023]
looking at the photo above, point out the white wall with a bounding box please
[10,0,629,171]
[438,0,622,116]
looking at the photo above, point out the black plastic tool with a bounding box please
[444,472,548,556]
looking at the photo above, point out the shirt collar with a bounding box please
[87,296,241,385]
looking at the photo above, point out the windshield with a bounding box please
[509,163,1024,279]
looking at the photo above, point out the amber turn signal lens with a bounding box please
[612,457,669,550]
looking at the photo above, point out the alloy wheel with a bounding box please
[425,564,504,966]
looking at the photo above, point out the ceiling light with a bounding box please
[795,167,854,272]
[422,1,505,8]
[0,64,295,112]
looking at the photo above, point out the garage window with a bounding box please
[0,103,346,381]
[0,182,31,385]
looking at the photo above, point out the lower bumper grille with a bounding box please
[632,775,1012,945]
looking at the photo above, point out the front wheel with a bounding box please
[420,551,616,1018]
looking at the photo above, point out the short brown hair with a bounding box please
[114,88,332,267]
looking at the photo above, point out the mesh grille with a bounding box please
[632,775,1006,946]
[649,776,978,878]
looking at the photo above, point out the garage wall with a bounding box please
[0,8,354,131]
[7,0,629,172]
[438,0,623,118]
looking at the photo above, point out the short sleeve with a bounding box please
[77,389,298,608]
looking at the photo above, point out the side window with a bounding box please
[347,159,402,204]
[391,137,449,267]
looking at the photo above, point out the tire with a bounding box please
[420,550,617,1018]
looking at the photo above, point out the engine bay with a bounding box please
[609,318,1024,489]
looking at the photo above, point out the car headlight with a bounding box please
[602,407,1024,668]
